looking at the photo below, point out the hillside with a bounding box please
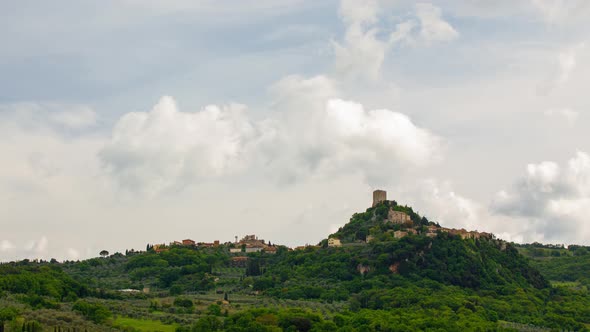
[516,243,590,289]
[1,198,590,331]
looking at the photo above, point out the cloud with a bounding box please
[530,0,590,24]
[67,248,81,261]
[544,108,579,125]
[248,75,440,185]
[0,240,15,252]
[391,179,559,245]
[100,96,256,195]
[405,180,483,228]
[338,0,379,26]
[0,235,84,262]
[538,43,586,95]
[415,3,459,43]
[324,99,439,166]
[332,1,458,81]
[100,78,440,193]
[0,102,98,130]
[557,46,578,84]
[492,152,590,244]
[50,107,97,129]
[333,0,387,81]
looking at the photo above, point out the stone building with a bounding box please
[441,228,494,240]
[394,229,417,239]
[426,225,439,238]
[393,230,408,239]
[388,210,411,224]
[328,238,342,247]
[372,190,387,207]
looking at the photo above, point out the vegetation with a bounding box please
[113,317,178,332]
[1,201,589,331]
[517,242,590,288]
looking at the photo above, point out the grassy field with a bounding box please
[113,317,178,332]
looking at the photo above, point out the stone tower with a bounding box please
[372,190,387,207]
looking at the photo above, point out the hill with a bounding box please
[1,197,590,331]
[516,242,590,289]
[256,203,548,303]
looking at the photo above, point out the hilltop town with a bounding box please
[326,189,495,248]
[145,189,495,268]
[3,189,589,331]
[147,234,279,267]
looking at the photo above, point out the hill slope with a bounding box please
[2,201,590,331]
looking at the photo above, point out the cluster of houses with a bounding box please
[152,239,221,253]
[150,190,495,259]
[228,235,278,267]
[151,234,278,253]
[149,234,278,267]
[327,190,495,247]
[229,234,278,254]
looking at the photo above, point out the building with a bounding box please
[372,190,387,207]
[182,239,195,246]
[441,228,494,240]
[388,210,412,224]
[197,240,220,248]
[394,229,417,239]
[394,230,407,239]
[264,246,278,254]
[244,246,264,253]
[295,245,320,250]
[230,256,249,267]
[241,235,258,242]
[328,238,342,247]
[153,244,169,253]
[426,225,439,238]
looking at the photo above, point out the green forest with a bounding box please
[1,201,590,331]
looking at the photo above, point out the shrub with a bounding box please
[72,300,112,323]
[173,297,194,309]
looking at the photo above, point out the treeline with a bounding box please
[124,248,229,292]
[530,253,590,287]
[177,299,589,332]
[0,264,89,303]
[253,232,547,303]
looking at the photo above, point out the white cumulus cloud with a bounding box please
[415,3,459,43]
[332,1,458,81]
[544,108,579,125]
[100,78,440,193]
[0,102,98,130]
[50,107,97,129]
[492,152,590,244]
[100,96,256,195]
[0,240,15,252]
[530,0,590,24]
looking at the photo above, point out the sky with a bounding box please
[1,0,590,261]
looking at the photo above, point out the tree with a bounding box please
[99,250,109,258]
[0,307,18,332]
[72,300,111,324]
[191,316,222,331]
